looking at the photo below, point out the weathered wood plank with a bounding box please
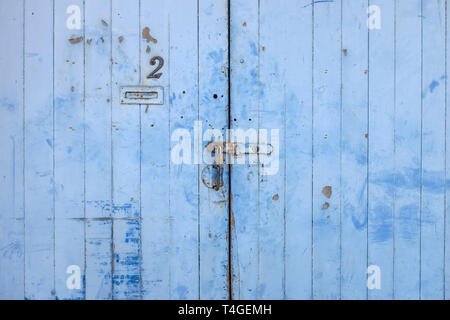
[140,0,171,300]
[198,0,230,300]
[312,0,342,299]
[394,0,421,300]
[341,0,369,300]
[0,0,25,300]
[255,0,287,299]
[84,0,113,300]
[111,0,141,300]
[54,0,85,299]
[446,0,450,301]
[283,0,313,300]
[368,0,395,300]
[229,0,260,299]
[421,0,446,300]
[24,0,55,299]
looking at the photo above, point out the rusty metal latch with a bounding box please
[205,141,273,165]
[120,86,164,105]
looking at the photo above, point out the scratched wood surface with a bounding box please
[1,0,450,300]
[0,0,229,300]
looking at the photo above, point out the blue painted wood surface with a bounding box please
[1,0,450,300]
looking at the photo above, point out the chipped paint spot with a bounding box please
[68,36,83,44]
[142,27,157,44]
[322,186,332,198]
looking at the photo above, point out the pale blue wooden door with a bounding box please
[230,0,450,300]
[0,0,229,299]
[2,0,450,301]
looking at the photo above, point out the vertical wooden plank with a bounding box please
[368,0,395,300]
[394,0,421,300]
[284,0,313,300]
[84,0,112,300]
[0,0,25,300]
[230,0,259,299]
[255,0,286,299]
[421,0,446,300]
[23,0,55,300]
[139,0,170,299]
[198,0,230,300]
[312,0,342,299]
[111,0,140,300]
[446,0,450,301]
[169,0,201,299]
[54,0,85,299]
[164,0,203,299]
[341,0,369,300]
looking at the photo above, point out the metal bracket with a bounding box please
[205,141,273,165]
[120,86,164,105]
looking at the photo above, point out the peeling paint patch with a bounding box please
[142,27,157,44]
[68,36,83,44]
[322,186,332,198]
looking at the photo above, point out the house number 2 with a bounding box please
[147,56,164,79]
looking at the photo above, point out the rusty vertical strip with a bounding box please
[227,0,234,300]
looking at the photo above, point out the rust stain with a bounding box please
[272,194,279,201]
[86,39,92,45]
[101,19,108,27]
[142,27,157,44]
[118,36,124,43]
[227,209,235,298]
[70,86,75,92]
[365,133,368,139]
[242,21,247,27]
[68,36,83,44]
[323,202,329,209]
[208,233,212,239]
[322,186,332,199]
[145,105,149,113]
[364,70,368,75]
[342,48,348,55]
[262,46,265,51]
[146,45,151,54]
[111,237,115,276]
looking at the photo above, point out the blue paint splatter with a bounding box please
[208,49,224,63]
[429,80,439,93]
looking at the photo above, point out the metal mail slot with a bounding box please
[120,86,164,105]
